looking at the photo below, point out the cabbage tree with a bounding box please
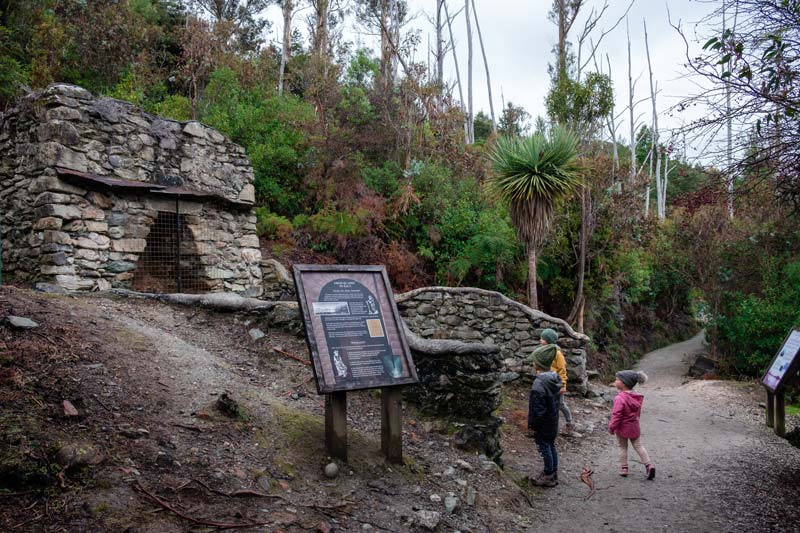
[486,127,581,309]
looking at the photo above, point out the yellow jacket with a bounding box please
[551,348,568,393]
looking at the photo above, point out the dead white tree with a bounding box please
[436,0,445,86]
[470,0,496,132]
[627,16,636,184]
[443,1,468,139]
[643,19,663,219]
[464,0,474,144]
[278,0,295,96]
[574,0,635,79]
[722,0,738,219]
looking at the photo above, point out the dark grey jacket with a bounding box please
[527,371,562,440]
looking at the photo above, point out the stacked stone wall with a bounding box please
[0,84,261,292]
[397,287,590,393]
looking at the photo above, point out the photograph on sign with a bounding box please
[762,329,800,391]
[293,266,418,393]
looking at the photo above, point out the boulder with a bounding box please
[688,355,717,378]
[7,316,39,329]
[55,442,104,470]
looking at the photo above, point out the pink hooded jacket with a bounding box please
[609,390,645,439]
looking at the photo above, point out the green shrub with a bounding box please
[362,161,401,197]
[714,260,800,375]
[200,68,314,217]
[293,209,368,241]
[148,94,192,121]
[255,207,293,240]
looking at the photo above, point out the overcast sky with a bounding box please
[264,1,719,152]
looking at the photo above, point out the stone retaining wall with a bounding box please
[0,84,262,292]
[396,287,590,394]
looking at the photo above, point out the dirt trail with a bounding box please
[525,332,800,532]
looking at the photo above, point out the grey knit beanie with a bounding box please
[540,328,559,344]
[617,370,649,389]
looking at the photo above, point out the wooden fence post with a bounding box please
[766,390,775,428]
[381,387,403,464]
[325,391,348,461]
[775,390,786,438]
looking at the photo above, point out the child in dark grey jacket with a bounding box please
[527,345,562,487]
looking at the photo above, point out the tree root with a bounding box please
[133,481,272,530]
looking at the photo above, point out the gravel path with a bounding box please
[525,332,800,532]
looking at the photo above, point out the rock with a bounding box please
[455,459,474,472]
[105,260,136,273]
[444,494,459,514]
[465,486,477,506]
[249,328,266,341]
[34,282,69,294]
[118,425,150,439]
[429,494,441,503]
[499,371,520,382]
[587,369,601,380]
[361,524,374,531]
[183,121,207,138]
[216,392,243,418]
[689,354,717,378]
[324,462,339,479]
[63,400,79,417]
[414,510,441,530]
[7,316,39,329]
[442,466,455,477]
[56,442,104,470]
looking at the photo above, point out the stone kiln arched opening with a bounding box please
[131,210,207,294]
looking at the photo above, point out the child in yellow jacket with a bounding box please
[540,328,574,434]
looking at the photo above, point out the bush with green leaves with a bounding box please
[362,161,401,197]
[255,207,293,240]
[714,260,800,376]
[200,68,314,217]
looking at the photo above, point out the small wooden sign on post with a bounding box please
[293,265,418,463]
[761,328,800,437]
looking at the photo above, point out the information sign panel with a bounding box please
[293,265,418,394]
[762,328,800,392]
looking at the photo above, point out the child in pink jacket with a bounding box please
[609,370,655,480]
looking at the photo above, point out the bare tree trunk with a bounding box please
[313,0,329,65]
[662,147,671,216]
[465,0,474,144]
[379,0,394,91]
[644,19,660,219]
[567,187,588,324]
[528,245,538,310]
[627,17,636,185]
[723,0,736,219]
[471,0,496,132]
[444,1,468,140]
[278,0,294,96]
[392,2,401,80]
[605,54,619,174]
[555,0,569,77]
[436,0,445,86]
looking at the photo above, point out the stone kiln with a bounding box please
[0,84,262,293]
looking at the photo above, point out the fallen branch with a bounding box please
[10,513,42,530]
[0,490,37,498]
[580,467,595,500]
[133,481,271,530]
[182,478,284,500]
[270,347,311,366]
[173,423,203,433]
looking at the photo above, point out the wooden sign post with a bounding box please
[761,328,800,438]
[293,265,418,463]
